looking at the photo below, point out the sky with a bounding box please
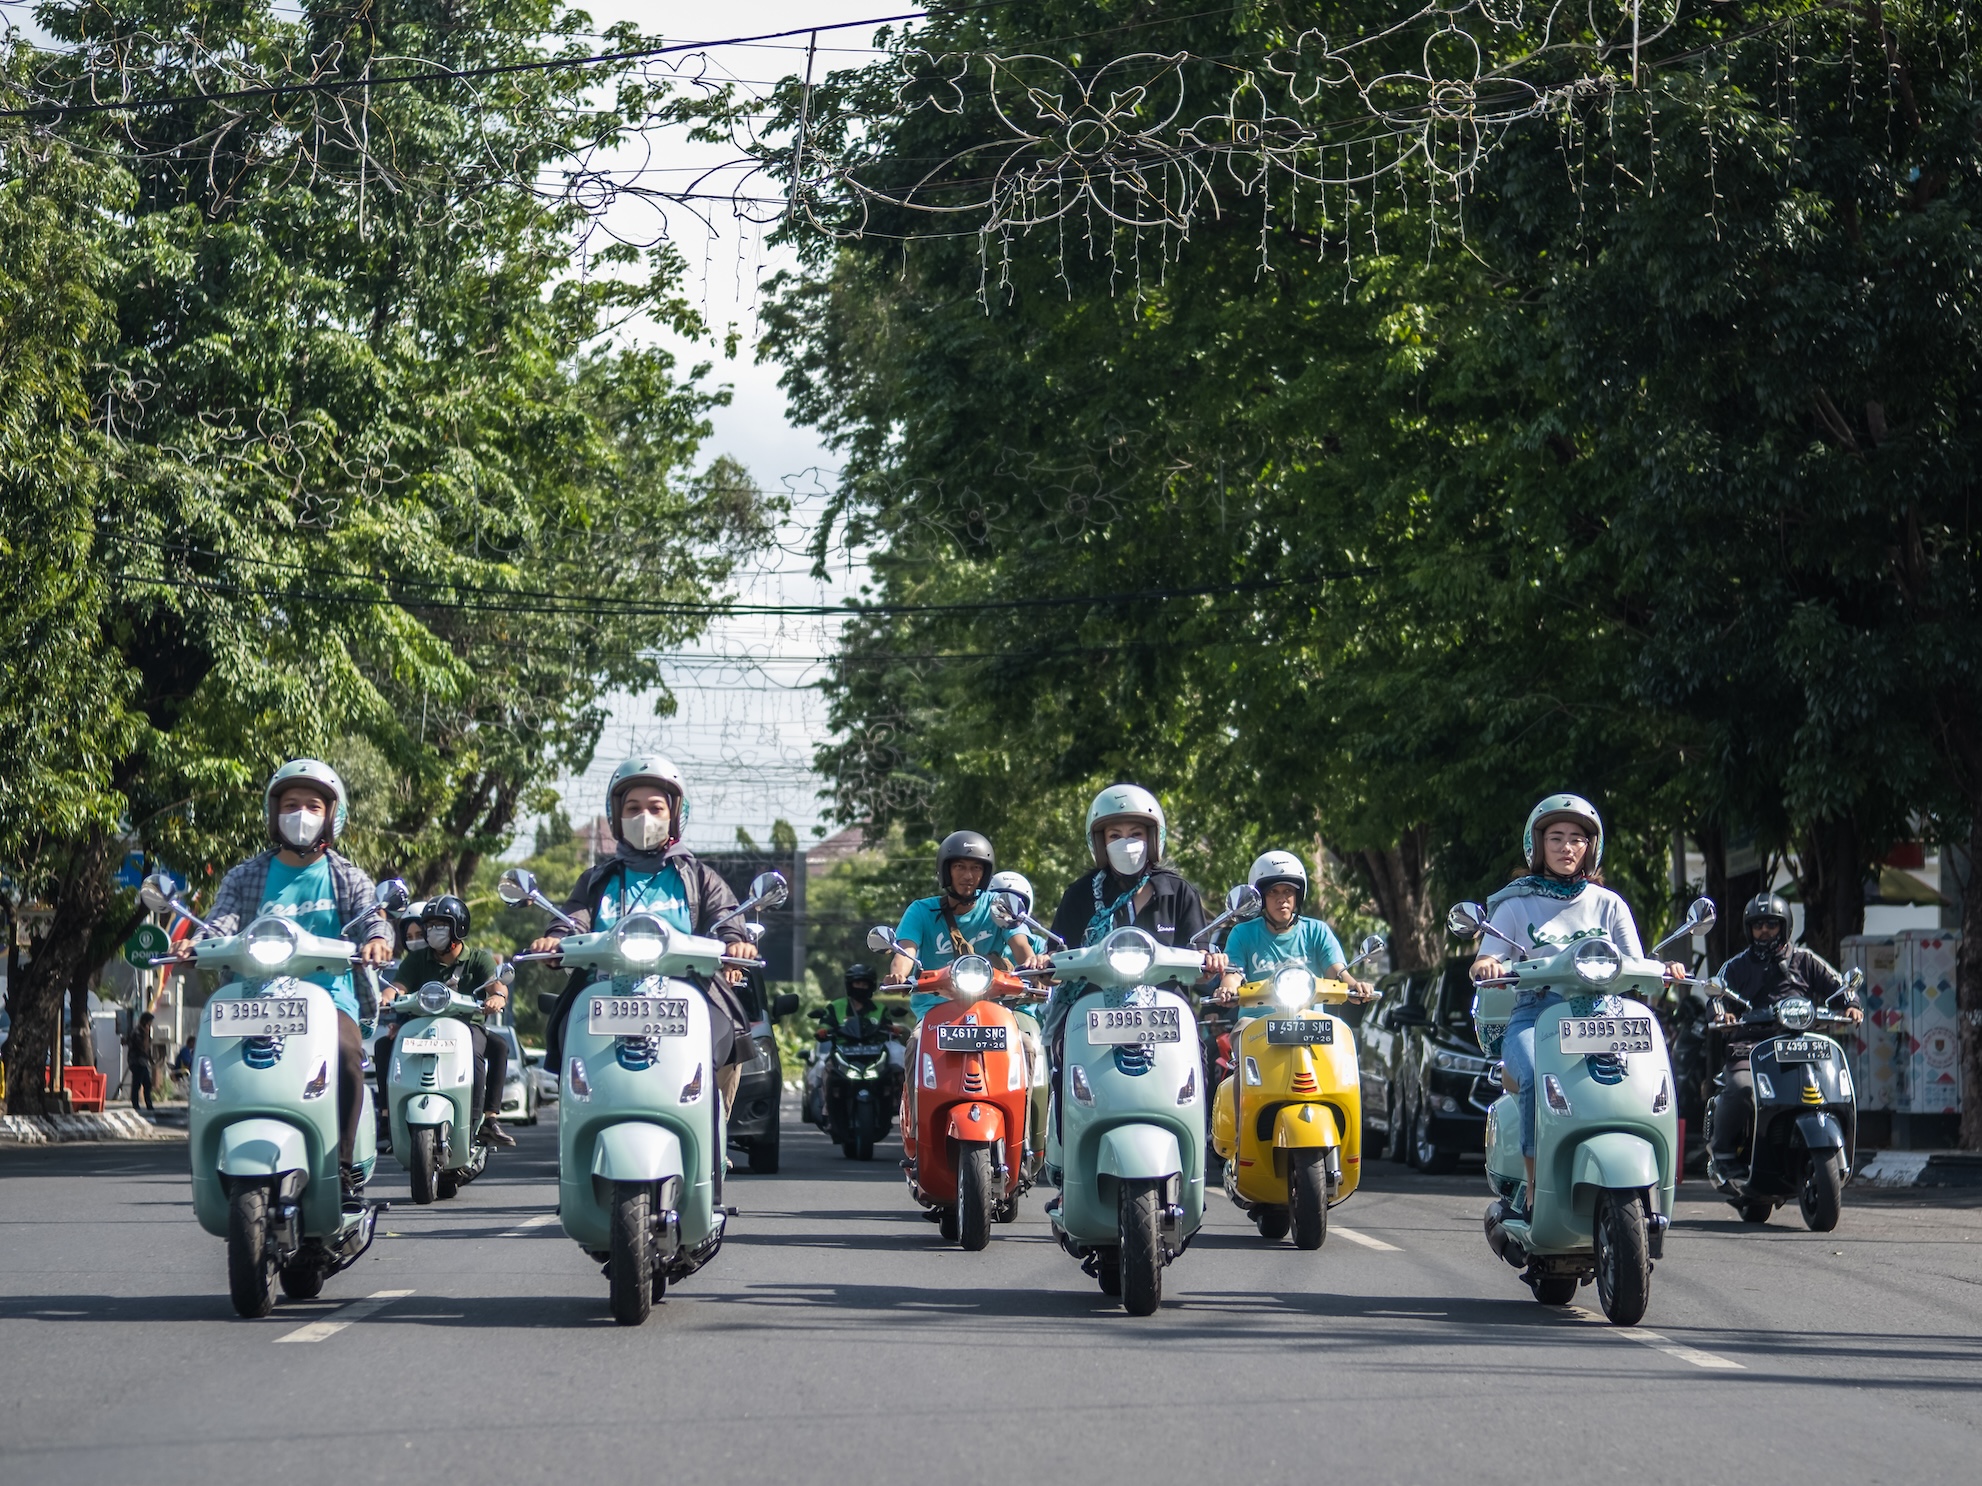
[537,1,907,853]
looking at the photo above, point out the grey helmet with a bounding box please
[1523,794,1604,874]
[264,758,348,848]
[1085,783,1167,867]
[606,755,687,848]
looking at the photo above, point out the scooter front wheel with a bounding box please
[1593,1193,1651,1327]
[1119,1179,1164,1316]
[408,1126,439,1205]
[608,1182,655,1326]
[1290,1149,1329,1250]
[227,1186,277,1319]
[1800,1150,1844,1232]
[957,1144,994,1251]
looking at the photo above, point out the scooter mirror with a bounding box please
[1356,933,1387,963]
[1839,966,1865,997]
[497,867,536,906]
[747,871,790,910]
[1684,895,1717,934]
[138,873,177,913]
[1227,884,1264,920]
[495,962,516,986]
[866,924,898,954]
[1446,901,1488,938]
[375,877,411,914]
[771,993,801,1019]
[986,890,1022,930]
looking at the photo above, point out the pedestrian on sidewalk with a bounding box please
[125,1012,157,1113]
[171,1034,195,1094]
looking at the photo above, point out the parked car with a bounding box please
[523,1044,557,1105]
[1357,958,1493,1173]
[727,967,800,1175]
[488,1021,539,1124]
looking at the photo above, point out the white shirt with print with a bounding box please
[1482,883,1644,962]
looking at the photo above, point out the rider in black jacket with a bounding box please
[1709,892,1862,1166]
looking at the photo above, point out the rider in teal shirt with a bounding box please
[261,855,359,1019]
[889,832,1035,1018]
[1216,850,1373,1014]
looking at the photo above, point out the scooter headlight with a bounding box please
[244,916,300,967]
[614,914,668,966]
[1777,997,1815,1031]
[1102,928,1157,981]
[950,955,994,1001]
[417,980,450,1015]
[1271,964,1314,1009]
[1572,939,1622,984]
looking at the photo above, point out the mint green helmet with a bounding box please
[1524,794,1603,872]
[1085,783,1166,867]
[607,754,686,846]
[265,758,348,846]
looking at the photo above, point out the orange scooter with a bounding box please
[871,927,1041,1250]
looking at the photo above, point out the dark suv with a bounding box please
[727,968,799,1175]
[1357,958,1494,1173]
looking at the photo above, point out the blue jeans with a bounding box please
[1501,989,1565,1159]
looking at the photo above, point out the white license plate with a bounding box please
[589,995,691,1037]
[1559,1015,1655,1055]
[399,1036,449,1054]
[208,997,309,1038]
[1086,1006,1182,1045]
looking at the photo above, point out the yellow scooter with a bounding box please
[1211,940,1384,1248]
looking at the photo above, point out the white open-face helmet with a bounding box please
[1248,850,1308,911]
[264,758,348,848]
[1085,783,1166,867]
[607,755,686,847]
[1524,793,1604,872]
[988,870,1034,915]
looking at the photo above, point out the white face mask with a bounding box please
[424,926,453,951]
[1105,836,1148,876]
[277,810,324,849]
[621,811,668,851]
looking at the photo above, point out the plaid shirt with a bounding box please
[206,847,390,944]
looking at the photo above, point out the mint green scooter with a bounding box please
[141,872,405,1318]
[503,866,786,1325]
[1448,896,1713,1325]
[1018,886,1260,1315]
[384,964,511,1203]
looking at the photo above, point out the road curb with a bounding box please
[0,1110,186,1145]
[1855,1150,1982,1188]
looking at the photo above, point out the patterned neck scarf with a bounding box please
[1086,871,1150,946]
[1506,874,1590,901]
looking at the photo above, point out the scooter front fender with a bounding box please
[1272,1102,1341,1149]
[591,1121,685,1191]
[401,1094,455,1127]
[1793,1110,1846,1152]
[217,1118,310,1179]
[944,1102,1007,1146]
[1569,1131,1660,1200]
[1096,1123,1182,1181]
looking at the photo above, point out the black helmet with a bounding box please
[1742,892,1791,956]
[937,830,995,899]
[844,963,877,999]
[422,894,471,944]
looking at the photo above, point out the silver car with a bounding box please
[489,1023,540,1124]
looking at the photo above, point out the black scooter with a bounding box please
[1703,968,1864,1231]
[807,1005,903,1160]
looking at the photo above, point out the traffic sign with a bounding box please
[123,924,169,966]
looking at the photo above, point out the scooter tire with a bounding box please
[1529,1273,1578,1306]
[957,1144,994,1251]
[1119,1180,1164,1316]
[1096,1251,1122,1297]
[1290,1149,1329,1250]
[1254,1207,1291,1242]
[748,1124,782,1175]
[408,1126,439,1205]
[278,1260,325,1300]
[1388,1086,1411,1164]
[227,1186,277,1319]
[1800,1150,1844,1233]
[608,1182,655,1327]
[436,1169,460,1201]
[1593,1192,1651,1327]
[1736,1198,1772,1225]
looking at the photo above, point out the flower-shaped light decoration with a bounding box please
[898,49,970,116]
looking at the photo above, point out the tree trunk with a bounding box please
[1,829,116,1116]
[1959,811,1982,1152]
[1795,816,1866,966]
[1336,826,1439,972]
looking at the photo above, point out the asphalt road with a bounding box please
[3,1110,1980,1486]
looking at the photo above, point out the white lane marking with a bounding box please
[273,1289,414,1343]
[1331,1226,1402,1251]
[1567,1307,1744,1369]
[499,1213,559,1237]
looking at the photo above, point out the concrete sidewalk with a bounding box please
[0,1109,185,1144]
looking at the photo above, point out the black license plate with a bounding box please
[1265,1018,1333,1045]
[935,1024,1008,1052]
[1774,1037,1833,1062]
